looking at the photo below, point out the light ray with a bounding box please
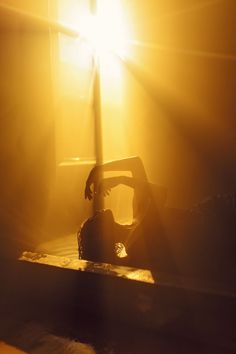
[125,40,236,61]
[114,51,235,166]
[155,0,222,22]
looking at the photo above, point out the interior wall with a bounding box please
[0,0,55,257]
[1,0,235,257]
[0,0,49,16]
[103,0,236,209]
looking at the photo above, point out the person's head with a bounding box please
[78,209,128,263]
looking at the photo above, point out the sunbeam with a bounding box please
[126,40,236,61]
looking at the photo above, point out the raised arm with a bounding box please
[85,156,148,200]
[101,156,148,180]
[97,176,150,196]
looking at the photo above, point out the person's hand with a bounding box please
[98,177,121,197]
[84,182,93,200]
[84,165,101,200]
[97,178,112,197]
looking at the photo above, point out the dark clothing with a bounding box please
[78,193,236,282]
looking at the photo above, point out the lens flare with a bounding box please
[80,2,128,57]
[59,0,129,61]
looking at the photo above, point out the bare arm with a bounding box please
[85,156,148,200]
[98,176,150,195]
[84,156,151,228]
[101,156,147,180]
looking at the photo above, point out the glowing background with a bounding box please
[0,0,236,257]
[54,0,236,225]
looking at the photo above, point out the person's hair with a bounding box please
[78,209,117,263]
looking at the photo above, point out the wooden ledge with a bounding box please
[19,251,236,299]
[19,251,155,284]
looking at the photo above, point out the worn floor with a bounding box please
[0,302,234,354]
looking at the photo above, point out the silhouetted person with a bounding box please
[78,156,175,272]
[78,156,236,282]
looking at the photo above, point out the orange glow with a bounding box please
[57,1,133,221]
[0,342,26,354]
[56,0,130,163]
[80,1,128,57]
[58,0,129,57]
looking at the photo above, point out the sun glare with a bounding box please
[56,1,138,225]
[59,0,129,66]
[80,0,128,56]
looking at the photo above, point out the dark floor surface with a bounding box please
[0,302,235,354]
